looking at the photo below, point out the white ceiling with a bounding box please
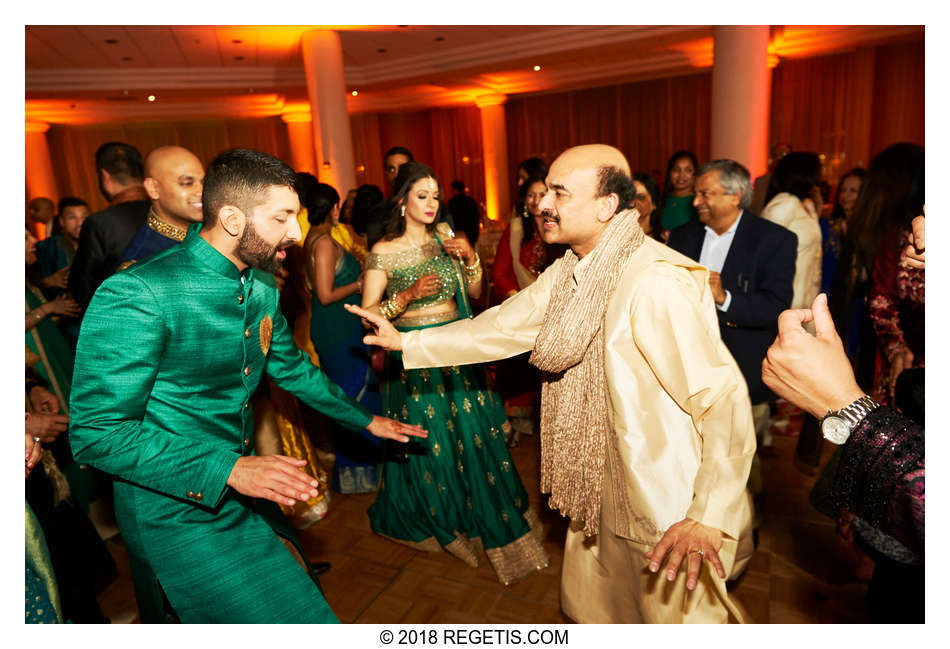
[25,25,924,123]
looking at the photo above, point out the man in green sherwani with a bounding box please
[69,149,426,623]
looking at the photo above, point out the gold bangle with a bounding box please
[379,294,407,320]
[462,252,481,274]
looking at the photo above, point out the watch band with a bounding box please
[835,395,880,429]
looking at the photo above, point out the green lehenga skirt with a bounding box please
[367,317,549,585]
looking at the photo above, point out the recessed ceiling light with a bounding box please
[234,55,245,61]
[104,39,118,45]
[147,95,156,102]
[533,65,542,72]
[232,39,243,44]
[434,37,445,42]
[121,56,133,62]
[377,48,387,54]
[351,90,359,96]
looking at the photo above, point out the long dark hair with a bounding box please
[765,152,821,205]
[849,143,924,269]
[381,162,442,241]
[631,172,663,240]
[657,150,698,226]
[515,173,546,245]
[351,184,384,235]
[830,167,866,221]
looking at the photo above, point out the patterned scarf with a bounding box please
[529,209,644,536]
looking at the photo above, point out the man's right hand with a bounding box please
[226,455,319,507]
[344,303,404,351]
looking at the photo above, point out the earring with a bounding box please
[523,209,529,219]
[401,205,406,217]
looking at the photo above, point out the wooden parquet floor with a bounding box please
[97,401,870,623]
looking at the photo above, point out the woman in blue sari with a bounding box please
[304,182,382,494]
[360,163,548,585]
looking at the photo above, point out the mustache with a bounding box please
[540,209,560,223]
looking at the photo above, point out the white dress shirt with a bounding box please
[699,210,743,312]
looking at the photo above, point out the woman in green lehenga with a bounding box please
[361,163,548,585]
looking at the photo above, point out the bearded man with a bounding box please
[68,148,426,623]
[348,144,755,623]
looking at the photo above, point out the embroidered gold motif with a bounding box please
[429,507,437,517]
[473,434,482,448]
[463,398,472,412]
[437,384,446,397]
[501,460,511,472]
[420,369,430,382]
[501,510,509,524]
[486,471,496,486]
[424,471,433,484]
[466,497,472,509]
[432,442,441,456]
[450,402,458,416]
[514,497,522,508]
[259,315,273,355]
[463,376,472,390]
[438,482,446,492]
[457,461,464,473]
[489,426,499,439]
[400,369,408,382]
[426,404,435,419]
[446,420,454,432]
[116,260,136,272]
[411,386,421,402]
[477,391,485,406]
[441,367,451,376]
[457,440,464,454]
[452,366,461,374]
[401,404,409,420]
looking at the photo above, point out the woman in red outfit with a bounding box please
[491,174,565,445]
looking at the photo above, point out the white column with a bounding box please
[300,30,357,193]
[710,26,771,177]
[281,111,317,175]
[25,121,58,202]
[476,93,510,223]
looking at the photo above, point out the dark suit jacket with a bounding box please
[668,212,797,404]
[447,194,480,245]
[68,200,149,310]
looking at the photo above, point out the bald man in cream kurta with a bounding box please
[397,235,755,623]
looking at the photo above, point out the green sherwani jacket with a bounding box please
[68,231,373,623]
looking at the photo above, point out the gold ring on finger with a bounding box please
[689,549,704,557]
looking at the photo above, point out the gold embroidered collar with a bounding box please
[148,208,188,242]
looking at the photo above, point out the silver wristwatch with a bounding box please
[819,395,880,445]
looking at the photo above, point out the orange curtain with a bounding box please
[770,40,924,182]
[46,117,292,212]
[505,72,713,193]
[350,106,485,205]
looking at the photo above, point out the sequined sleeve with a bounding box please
[365,253,386,274]
[832,406,924,558]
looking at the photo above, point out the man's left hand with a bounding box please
[645,517,725,590]
[367,416,428,443]
[28,385,60,414]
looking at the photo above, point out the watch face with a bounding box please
[821,416,851,444]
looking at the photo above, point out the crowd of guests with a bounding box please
[25,137,923,623]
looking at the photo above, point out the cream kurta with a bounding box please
[402,236,756,623]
